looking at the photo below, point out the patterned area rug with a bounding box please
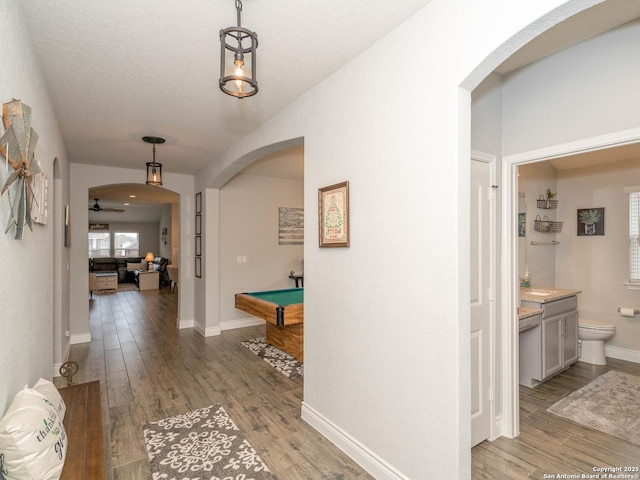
[240,337,303,379]
[144,404,273,480]
[547,370,640,446]
[118,282,139,292]
[92,282,138,294]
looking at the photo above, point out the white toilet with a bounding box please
[578,318,616,365]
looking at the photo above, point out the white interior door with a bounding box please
[470,155,494,446]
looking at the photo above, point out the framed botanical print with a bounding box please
[577,208,604,236]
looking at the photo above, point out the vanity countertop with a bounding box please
[518,306,542,320]
[520,287,582,304]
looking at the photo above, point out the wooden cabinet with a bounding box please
[520,295,578,387]
[541,308,578,379]
[89,272,117,295]
[542,314,563,378]
[519,314,542,386]
[562,309,579,366]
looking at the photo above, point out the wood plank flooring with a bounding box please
[60,287,640,479]
[472,359,640,479]
[60,287,373,480]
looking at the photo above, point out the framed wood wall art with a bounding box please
[318,181,349,247]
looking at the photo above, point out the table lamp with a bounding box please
[145,252,155,270]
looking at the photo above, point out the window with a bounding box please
[114,232,139,257]
[626,185,640,288]
[88,230,141,257]
[88,232,110,257]
[629,192,640,283]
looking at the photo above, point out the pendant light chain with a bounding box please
[236,0,242,27]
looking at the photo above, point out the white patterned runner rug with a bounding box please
[143,404,274,480]
[240,337,303,379]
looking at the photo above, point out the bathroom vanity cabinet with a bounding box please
[520,293,579,387]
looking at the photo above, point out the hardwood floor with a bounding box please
[60,287,373,480]
[62,287,640,480]
[472,359,640,479]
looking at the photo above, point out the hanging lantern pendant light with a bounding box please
[219,0,258,98]
[143,136,165,186]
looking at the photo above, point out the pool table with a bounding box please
[235,288,304,361]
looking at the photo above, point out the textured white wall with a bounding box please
[0,0,71,413]
[220,174,304,327]
[69,164,195,336]
[194,0,594,477]
[0,0,611,472]
[502,18,640,156]
[557,159,640,356]
[502,16,640,361]
[517,162,559,289]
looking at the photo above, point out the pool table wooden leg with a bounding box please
[266,322,303,363]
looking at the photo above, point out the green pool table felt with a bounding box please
[246,288,303,305]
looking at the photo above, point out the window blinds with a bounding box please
[629,191,640,281]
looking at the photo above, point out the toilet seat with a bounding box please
[579,318,614,330]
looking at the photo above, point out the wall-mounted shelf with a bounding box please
[537,199,558,209]
[530,241,560,246]
[534,215,563,233]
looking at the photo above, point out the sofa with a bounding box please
[134,257,169,288]
[89,257,145,283]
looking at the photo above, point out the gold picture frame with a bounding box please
[318,181,349,247]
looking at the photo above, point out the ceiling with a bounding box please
[17,0,640,213]
[88,184,178,223]
[18,0,434,178]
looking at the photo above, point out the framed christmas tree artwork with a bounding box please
[318,181,349,247]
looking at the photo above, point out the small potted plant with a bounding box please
[545,188,557,208]
[579,209,601,235]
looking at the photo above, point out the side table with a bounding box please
[138,271,159,291]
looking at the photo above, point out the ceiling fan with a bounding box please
[89,198,125,213]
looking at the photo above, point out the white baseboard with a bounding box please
[70,333,91,345]
[52,342,72,378]
[178,318,194,329]
[606,344,640,364]
[221,317,265,331]
[194,323,221,337]
[301,402,409,480]
[191,317,265,337]
[490,414,503,441]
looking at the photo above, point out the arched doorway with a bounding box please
[467,0,640,441]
